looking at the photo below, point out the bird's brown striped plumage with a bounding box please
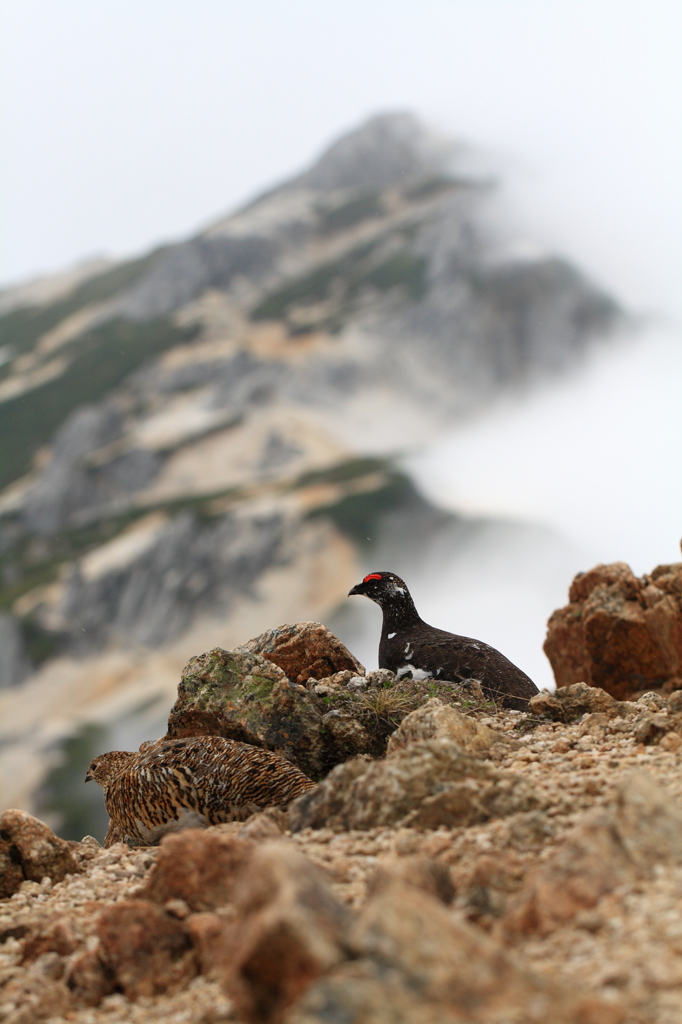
[86,735,315,847]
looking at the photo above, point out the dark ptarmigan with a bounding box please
[85,735,315,847]
[349,571,539,710]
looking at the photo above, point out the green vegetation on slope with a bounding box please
[307,471,419,547]
[319,191,383,233]
[293,456,390,489]
[0,316,199,490]
[0,248,166,363]
[251,237,427,331]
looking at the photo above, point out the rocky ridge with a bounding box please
[5,618,682,1022]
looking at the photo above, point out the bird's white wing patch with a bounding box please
[387,632,396,639]
[397,664,432,681]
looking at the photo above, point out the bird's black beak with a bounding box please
[348,582,365,597]
[84,769,93,783]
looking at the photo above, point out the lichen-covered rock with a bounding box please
[503,770,682,936]
[386,697,511,756]
[0,809,80,895]
[166,647,330,778]
[289,739,541,832]
[166,631,529,782]
[529,682,637,722]
[544,561,682,699]
[239,622,364,684]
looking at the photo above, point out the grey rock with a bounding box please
[301,111,447,192]
[59,510,285,650]
[0,613,32,688]
[117,235,280,321]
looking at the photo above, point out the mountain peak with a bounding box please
[300,111,449,193]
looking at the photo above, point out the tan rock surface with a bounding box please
[5,689,682,1022]
[288,738,540,832]
[0,809,80,898]
[386,696,511,756]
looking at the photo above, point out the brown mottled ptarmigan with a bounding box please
[85,735,315,847]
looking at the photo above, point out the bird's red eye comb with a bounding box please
[363,573,383,582]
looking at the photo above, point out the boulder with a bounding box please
[289,739,541,832]
[290,876,622,1024]
[214,841,351,1024]
[239,621,364,684]
[0,835,24,900]
[166,633,519,780]
[166,647,329,778]
[386,697,510,756]
[142,830,254,912]
[503,770,682,936]
[544,561,682,699]
[96,899,196,1000]
[529,682,637,722]
[0,809,80,897]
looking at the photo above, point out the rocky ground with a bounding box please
[3,664,682,1023]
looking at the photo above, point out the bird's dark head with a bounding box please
[348,571,412,607]
[85,750,134,788]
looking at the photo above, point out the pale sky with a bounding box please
[1,0,681,687]
[1,0,681,320]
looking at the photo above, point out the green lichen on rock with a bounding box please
[167,648,328,779]
[166,628,508,784]
[177,648,285,707]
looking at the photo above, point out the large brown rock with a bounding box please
[240,621,364,684]
[290,876,622,1024]
[289,739,541,832]
[142,830,253,912]
[96,899,196,1000]
[503,770,682,936]
[0,809,80,897]
[0,835,24,900]
[215,841,351,1024]
[544,561,682,699]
